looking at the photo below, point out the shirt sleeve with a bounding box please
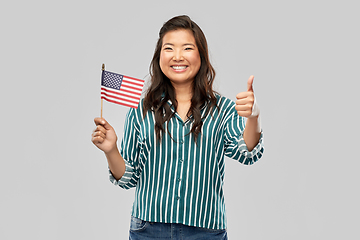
[109,107,142,189]
[223,104,264,165]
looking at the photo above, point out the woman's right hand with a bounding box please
[92,118,118,153]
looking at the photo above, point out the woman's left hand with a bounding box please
[235,75,258,118]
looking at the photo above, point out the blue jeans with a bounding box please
[129,216,228,240]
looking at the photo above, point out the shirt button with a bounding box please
[177,178,181,182]
[179,159,183,163]
[177,196,180,200]
[179,139,184,144]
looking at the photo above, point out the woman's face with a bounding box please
[159,29,201,86]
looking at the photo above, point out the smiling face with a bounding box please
[159,29,201,86]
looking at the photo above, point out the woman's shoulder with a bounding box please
[215,93,236,110]
[126,99,145,119]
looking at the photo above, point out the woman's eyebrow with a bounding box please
[183,43,196,47]
[162,43,196,47]
[162,43,174,47]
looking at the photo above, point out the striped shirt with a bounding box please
[109,94,264,229]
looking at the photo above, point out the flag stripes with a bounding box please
[101,70,145,109]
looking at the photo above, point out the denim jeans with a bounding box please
[129,216,228,240]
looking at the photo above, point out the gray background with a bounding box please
[1,0,359,239]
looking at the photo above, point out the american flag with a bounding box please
[101,70,145,109]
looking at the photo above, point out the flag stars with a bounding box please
[102,72,123,90]
[100,70,145,109]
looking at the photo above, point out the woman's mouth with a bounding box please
[171,65,188,71]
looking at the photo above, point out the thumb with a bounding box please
[247,75,254,92]
[94,117,113,130]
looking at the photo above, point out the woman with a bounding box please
[92,15,264,240]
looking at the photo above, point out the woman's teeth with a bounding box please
[172,66,187,70]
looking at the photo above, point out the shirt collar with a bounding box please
[161,93,210,117]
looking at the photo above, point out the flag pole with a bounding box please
[101,63,105,118]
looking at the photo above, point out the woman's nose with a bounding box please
[172,50,183,61]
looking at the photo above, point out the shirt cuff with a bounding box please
[109,160,134,188]
[238,131,264,164]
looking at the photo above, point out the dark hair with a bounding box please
[143,15,218,142]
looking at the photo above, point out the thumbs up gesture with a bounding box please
[235,75,259,118]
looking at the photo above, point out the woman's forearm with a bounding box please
[243,115,261,152]
[105,146,126,181]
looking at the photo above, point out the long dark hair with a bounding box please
[143,15,218,142]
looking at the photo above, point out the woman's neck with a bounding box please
[172,81,193,102]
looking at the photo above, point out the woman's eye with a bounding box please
[164,47,172,50]
[185,47,193,51]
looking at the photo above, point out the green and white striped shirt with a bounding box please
[109,94,264,229]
